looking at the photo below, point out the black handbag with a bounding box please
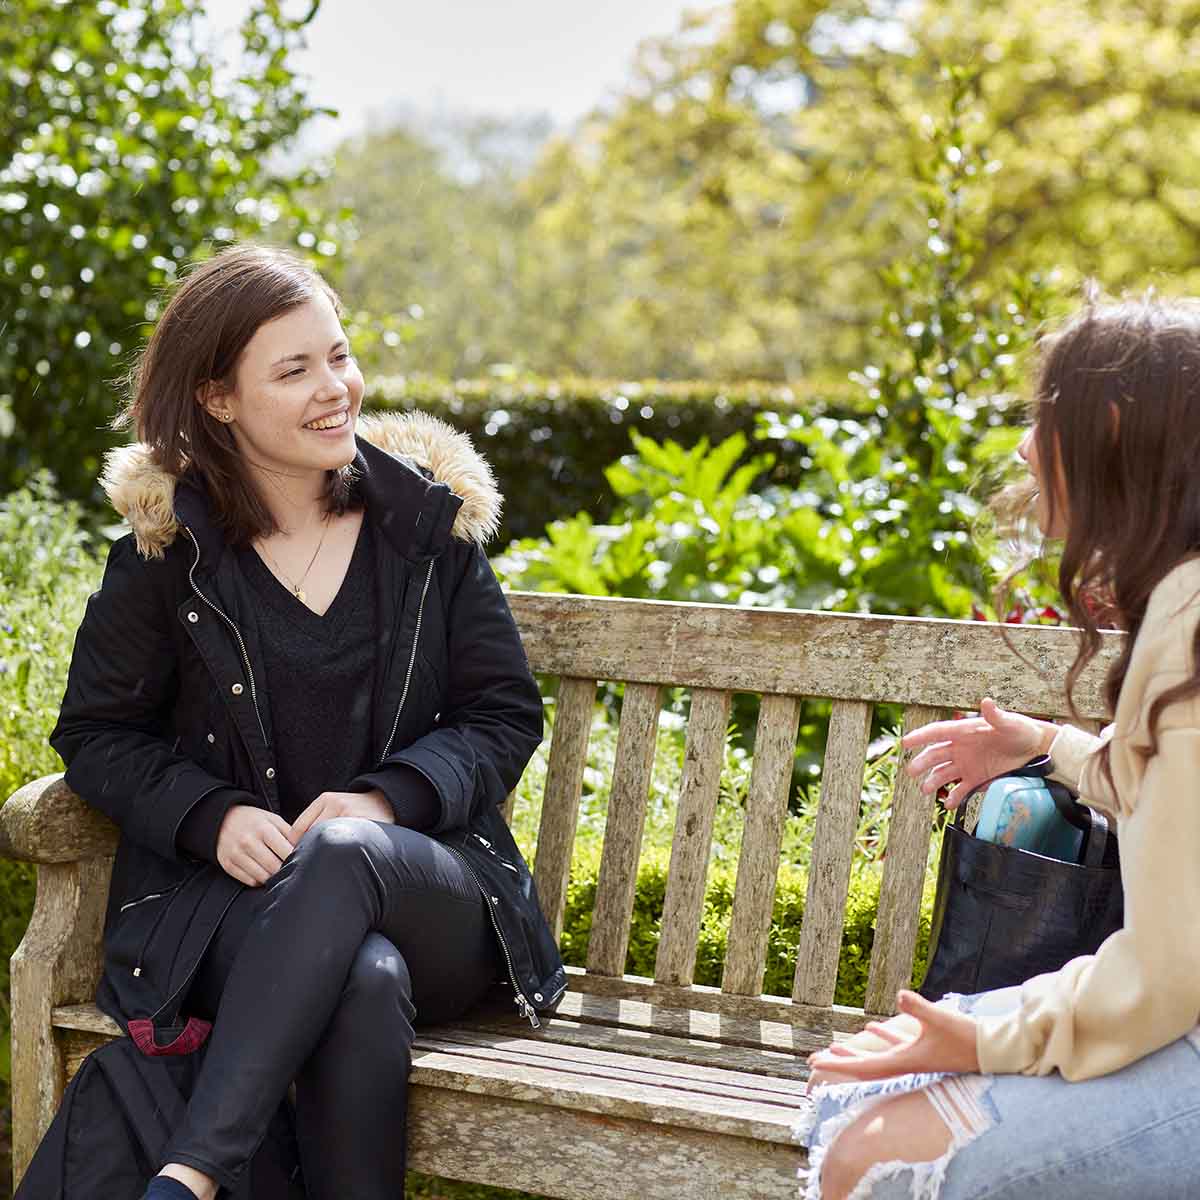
[918,756,1124,1000]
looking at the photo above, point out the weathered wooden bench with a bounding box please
[2,593,1116,1198]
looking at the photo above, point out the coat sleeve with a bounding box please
[49,535,241,862]
[350,542,544,834]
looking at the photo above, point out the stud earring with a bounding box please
[220,413,233,422]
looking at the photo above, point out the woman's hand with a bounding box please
[289,789,394,842]
[806,990,981,1083]
[902,697,1058,810]
[216,805,296,887]
[806,1011,922,1091]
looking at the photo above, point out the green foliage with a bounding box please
[311,1,1200,384]
[365,373,843,544]
[320,113,553,380]
[0,477,104,1179]
[0,473,103,808]
[559,852,933,1007]
[494,428,847,609]
[0,0,338,504]
[494,73,1054,620]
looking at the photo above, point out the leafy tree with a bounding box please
[498,69,1057,619]
[320,111,551,378]
[0,0,337,502]
[508,0,1200,380]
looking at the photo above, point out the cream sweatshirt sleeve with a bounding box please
[975,561,1200,1081]
[1046,723,1118,816]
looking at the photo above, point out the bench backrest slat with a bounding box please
[654,687,732,987]
[587,682,663,977]
[510,593,1113,717]
[792,698,873,1007]
[863,704,949,1013]
[723,694,802,996]
[532,676,596,940]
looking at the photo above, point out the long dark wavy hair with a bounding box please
[1015,292,1200,780]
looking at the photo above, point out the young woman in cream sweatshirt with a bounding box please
[800,295,1200,1200]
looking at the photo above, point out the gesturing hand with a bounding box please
[806,990,980,1083]
[902,697,1058,810]
[216,804,296,887]
[289,789,394,843]
[806,1011,922,1091]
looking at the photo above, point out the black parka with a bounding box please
[50,413,565,1042]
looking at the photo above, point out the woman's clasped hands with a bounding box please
[215,789,392,887]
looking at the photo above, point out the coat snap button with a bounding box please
[534,992,543,1002]
[231,683,244,696]
[265,767,276,779]
[186,611,199,623]
[206,733,215,744]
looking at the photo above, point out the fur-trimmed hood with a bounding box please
[100,411,502,560]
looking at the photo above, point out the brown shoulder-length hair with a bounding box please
[114,243,358,546]
[1011,291,1200,777]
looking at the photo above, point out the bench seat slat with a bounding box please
[724,694,802,997]
[864,704,947,1014]
[534,676,597,939]
[416,1032,802,1108]
[654,687,732,987]
[461,1012,814,1081]
[428,1025,807,1097]
[793,699,873,1007]
[587,682,662,976]
[409,1046,808,1144]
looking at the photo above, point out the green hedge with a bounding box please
[560,846,934,1009]
[365,374,853,544]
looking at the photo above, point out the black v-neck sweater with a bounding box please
[236,513,378,823]
[177,510,439,863]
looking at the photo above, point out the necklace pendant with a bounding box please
[295,587,306,603]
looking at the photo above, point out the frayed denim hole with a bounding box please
[799,1074,998,1200]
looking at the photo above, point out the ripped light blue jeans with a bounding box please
[796,988,1200,1199]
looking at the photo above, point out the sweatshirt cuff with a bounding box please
[1047,724,1102,792]
[175,787,250,864]
[975,1009,1033,1075]
[349,764,440,831]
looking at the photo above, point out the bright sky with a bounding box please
[204,0,712,145]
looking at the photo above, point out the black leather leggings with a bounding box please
[164,819,499,1198]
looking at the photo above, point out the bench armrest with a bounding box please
[0,774,119,863]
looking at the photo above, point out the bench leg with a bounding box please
[10,857,111,1190]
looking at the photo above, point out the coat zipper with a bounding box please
[378,560,434,763]
[119,886,179,914]
[184,526,269,748]
[444,842,541,1028]
[132,880,192,977]
[472,832,519,873]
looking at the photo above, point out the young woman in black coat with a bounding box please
[48,244,564,1200]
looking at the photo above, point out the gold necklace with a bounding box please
[257,515,331,605]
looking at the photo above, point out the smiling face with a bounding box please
[202,291,365,484]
